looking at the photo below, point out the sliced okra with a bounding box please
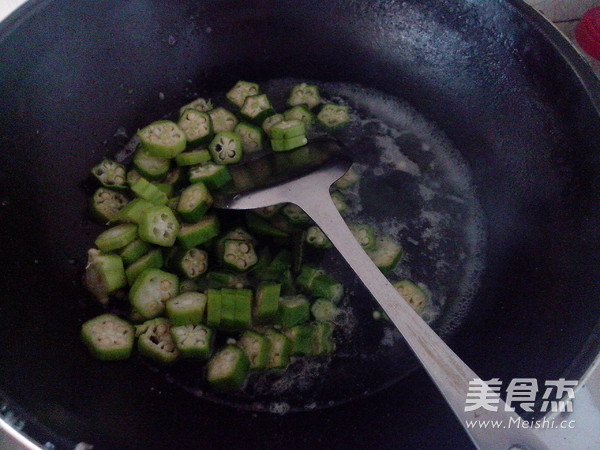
[251,247,272,277]
[129,268,179,319]
[206,345,250,392]
[171,247,208,279]
[126,168,143,187]
[311,299,339,322]
[207,271,248,290]
[91,159,127,190]
[178,109,213,146]
[284,325,314,356]
[295,265,325,292]
[240,94,276,125]
[81,314,134,361]
[215,227,256,258]
[209,131,243,165]
[166,291,207,326]
[334,166,360,190]
[234,122,264,153]
[264,329,292,369]
[280,268,297,296]
[175,149,211,167]
[234,289,253,331]
[153,183,174,198]
[138,205,180,247]
[393,279,429,315]
[245,212,290,238]
[90,188,128,223]
[281,203,311,226]
[137,318,179,364]
[125,249,164,285]
[119,239,151,266]
[189,162,232,190]
[305,226,332,249]
[179,278,200,293]
[317,104,350,130]
[221,239,258,272]
[226,80,260,108]
[270,135,308,152]
[350,225,377,251]
[94,223,138,253]
[137,120,187,158]
[177,182,213,223]
[367,237,404,272]
[219,288,237,330]
[310,273,344,303]
[171,324,214,359]
[116,198,153,224]
[85,249,127,305]
[330,191,348,214]
[312,322,334,355]
[262,114,284,136]
[130,178,168,205]
[179,97,213,116]
[133,149,170,181]
[177,215,220,249]
[258,249,292,282]
[270,119,305,140]
[278,295,310,328]
[238,330,271,370]
[253,282,281,325]
[208,107,238,133]
[284,105,314,128]
[287,83,321,110]
[206,288,222,328]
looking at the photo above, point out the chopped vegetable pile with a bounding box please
[82,81,429,393]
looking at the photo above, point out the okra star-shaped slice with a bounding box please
[81,314,135,361]
[209,132,243,165]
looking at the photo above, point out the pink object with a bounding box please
[575,6,600,60]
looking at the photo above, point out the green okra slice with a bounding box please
[330,191,348,214]
[284,105,314,128]
[119,239,151,266]
[317,104,350,130]
[208,107,238,133]
[125,249,164,285]
[177,182,213,223]
[90,188,128,223]
[91,159,127,191]
[270,135,308,152]
[206,345,250,392]
[178,109,213,146]
[94,223,138,253]
[312,322,335,355]
[234,122,264,153]
[179,97,213,116]
[115,198,153,224]
[350,225,377,251]
[126,168,143,187]
[333,166,360,190]
[138,120,187,158]
[215,227,256,258]
[245,212,290,238]
[238,330,271,370]
[206,271,248,289]
[284,325,314,356]
[166,291,207,326]
[177,215,220,249]
[234,288,253,331]
[133,149,170,181]
[221,239,258,272]
[209,131,243,165]
[137,318,179,364]
[393,279,429,315]
[278,295,310,328]
[171,324,214,359]
[295,265,325,292]
[280,268,297,296]
[253,282,281,325]
[226,80,260,108]
[85,249,127,305]
[175,149,211,167]
[270,119,306,140]
[153,183,174,198]
[311,299,340,322]
[138,205,180,247]
[179,278,200,293]
[287,83,321,110]
[264,329,292,369]
[81,314,135,361]
[206,288,222,328]
[310,273,344,303]
[240,94,276,125]
[219,288,237,330]
[281,203,311,226]
[171,247,208,279]
[189,162,232,190]
[305,226,332,249]
[258,249,292,282]
[262,114,284,136]
[367,237,404,272]
[129,268,179,319]
[130,178,168,205]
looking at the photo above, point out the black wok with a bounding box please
[0,0,599,448]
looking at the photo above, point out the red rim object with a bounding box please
[575,6,600,61]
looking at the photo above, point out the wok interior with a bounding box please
[0,0,599,448]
